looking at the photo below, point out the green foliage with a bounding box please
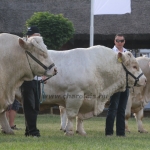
[25,12,75,50]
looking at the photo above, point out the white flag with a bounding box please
[94,0,131,15]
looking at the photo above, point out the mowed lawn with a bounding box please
[0,114,150,150]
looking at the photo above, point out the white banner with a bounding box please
[94,0,131,15]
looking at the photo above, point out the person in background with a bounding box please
[6,99,20,130]
[105,34,129,137]
[21,26,46,137]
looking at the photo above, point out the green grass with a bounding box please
[0,114,150,150]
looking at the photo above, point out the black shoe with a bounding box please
[25,132,40,137]
[25,132,30,136]
[31,133,40,137]
[11,125,20,130]
[117,135,126,137]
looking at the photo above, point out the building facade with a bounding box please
[0,0,150,50]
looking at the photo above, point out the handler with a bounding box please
[105,34,129,137]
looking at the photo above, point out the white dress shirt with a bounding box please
[112,45,127,53]
[34,76,42,81]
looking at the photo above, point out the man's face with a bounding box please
[114,36,125,49]
[32,33,41,37]
[28,33,41,38]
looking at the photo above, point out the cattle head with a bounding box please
[18,36,57,77]
[118,51,146,87]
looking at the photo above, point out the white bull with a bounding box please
[0,33,57,134]
[125,57,150,133]
[15,45,146,135]
[41,46,146,136]
[59,57,150,135]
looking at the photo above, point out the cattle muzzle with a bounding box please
[25,51,56,79]
[122,63,144,88]
[41,68,58,83]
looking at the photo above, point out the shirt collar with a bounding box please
[113,45,127,53]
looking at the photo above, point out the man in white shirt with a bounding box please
[105,34,129,137]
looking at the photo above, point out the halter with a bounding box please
[26,51,56,81]
[25,36,56,82]
[122,63,144,88]
[26,51,55,71]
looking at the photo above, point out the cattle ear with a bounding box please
[30,38,40,50]
[117,52,123,63]
[19,38,28,50]
[29,37,47,52]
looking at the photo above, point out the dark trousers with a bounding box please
[21,80,41,136]
[105,88,129,136]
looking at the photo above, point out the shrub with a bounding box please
[25,12,75,50]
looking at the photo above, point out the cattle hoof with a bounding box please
[138,130,148,133]
[64,131,74,136]
[1,129,14,135]
[1,130,6,134]
[76,131,79,134]
[125,129,130,133]
[63,130,66,133]
[76,130,87,136]
[60,127,66,133]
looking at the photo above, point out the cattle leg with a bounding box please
[125,95,132,133]
[125,115,130,133]
[59,106,67,131]
[0,111,14,134]
[65,92,84,136]
[76,117,86,136]
[134,109,148,133]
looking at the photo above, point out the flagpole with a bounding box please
[90,0,94,47]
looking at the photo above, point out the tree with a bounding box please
[25,12,75,50]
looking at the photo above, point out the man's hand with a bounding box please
[42,76,47,84]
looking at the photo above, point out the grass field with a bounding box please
[0,114,150,150]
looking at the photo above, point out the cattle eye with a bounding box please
[128,53,131,57]
[133,66,137,69]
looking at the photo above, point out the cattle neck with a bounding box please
[25,51,55,77]
[122,63,144,88]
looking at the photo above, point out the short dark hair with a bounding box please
[26,26,40,35]
[115,34,125,39]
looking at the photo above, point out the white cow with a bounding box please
[59,57,150,135]
[15,46,146,135]
[125,57,150,133]
[0,33,57,134]
[40,46,146,136]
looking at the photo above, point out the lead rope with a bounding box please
[40,82,46,103]
[35,76,46,104]
[36,76,40,104]
[25,52,35,77]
